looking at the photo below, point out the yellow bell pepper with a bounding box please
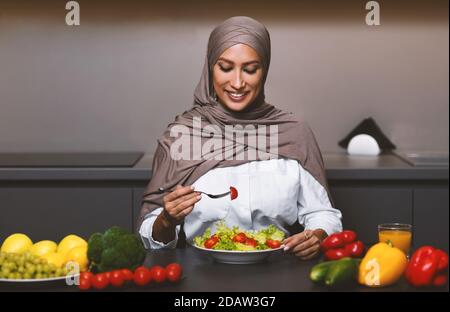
[358,242,408,287]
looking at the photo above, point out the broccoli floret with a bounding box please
[98,248,123,272]
[111,234,146,270]
[87,233,103,264]
[87,227,146,273]
[102,226,128,248]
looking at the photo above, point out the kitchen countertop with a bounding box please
[0,152,448,181]
[0,247,446,292]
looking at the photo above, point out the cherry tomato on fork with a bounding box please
[230,186,238,200]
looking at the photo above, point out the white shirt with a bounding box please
[139,158,342,249]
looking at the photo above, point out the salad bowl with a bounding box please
[191,221,285,264]
[191,244,283,264]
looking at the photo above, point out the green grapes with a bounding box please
[0,252,66,280]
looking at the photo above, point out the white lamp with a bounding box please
[347,134,381,156]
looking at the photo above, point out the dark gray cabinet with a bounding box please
[132,186,147,231]
[330,185,413,245]
[0,183,132,242]
[413,186,449,252]
[1,153,447,253]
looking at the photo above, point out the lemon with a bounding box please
[57,235,87,258]
[42,252,65,268]
[1,233,33,254]
[65,246,89,272]
[30,240,57,257]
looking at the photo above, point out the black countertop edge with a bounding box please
[0,153,448,182]
[326,168,449,181]
[0,168,152,182]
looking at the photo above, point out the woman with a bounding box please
[138,16,342,260]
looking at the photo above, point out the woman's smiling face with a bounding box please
[212,43,264,112]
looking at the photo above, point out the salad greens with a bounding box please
[193,221,285,251]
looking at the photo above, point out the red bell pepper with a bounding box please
[321,233,345,249]
[324,248,349,260]
[344,240,365,258]
[405,246,448,287]
[341,230,357,244]
[321,230,365,260]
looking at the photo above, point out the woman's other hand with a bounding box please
[282,229,327,260]
[161,185,201,225]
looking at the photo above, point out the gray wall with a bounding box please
[0,0,448,154]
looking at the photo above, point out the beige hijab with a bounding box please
[138,16,333,231]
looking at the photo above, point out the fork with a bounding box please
[144,187,230,199]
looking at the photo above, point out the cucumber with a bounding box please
[310,260,337,283]
[324,258,360,287]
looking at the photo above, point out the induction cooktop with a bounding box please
[0,152,144,167]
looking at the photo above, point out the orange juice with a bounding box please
[378,230,412,254]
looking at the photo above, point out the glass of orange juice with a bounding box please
[378,223,412,255]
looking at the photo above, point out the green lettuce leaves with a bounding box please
[193,221,285,251]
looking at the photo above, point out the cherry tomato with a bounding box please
[121,269,134,281]
[166,270,181,282]
[78,277,91,291]
[80,271,94,282]
[245,238,258,247]
[204,237,218,249]
[134,266,152,286]
[230,186,238,200]
[344,240,365,257]
[166,263,183,282]
[341,230,357,244]
[104,271,112,280]
[232,233,247,243]
[266,239,281,249]
[110,270,125,288]
[324,248,350,261]
[91,273,110,290]
[166,263,182,282]
[150,266,167,283]
[321,233,345,251]
[166,263,182,274]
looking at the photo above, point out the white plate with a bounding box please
[191,244,283,264]
[0,274,79,283]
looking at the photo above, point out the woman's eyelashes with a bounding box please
[218,65,232,72]
[218,64,259,74]
[244,67,259,74]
